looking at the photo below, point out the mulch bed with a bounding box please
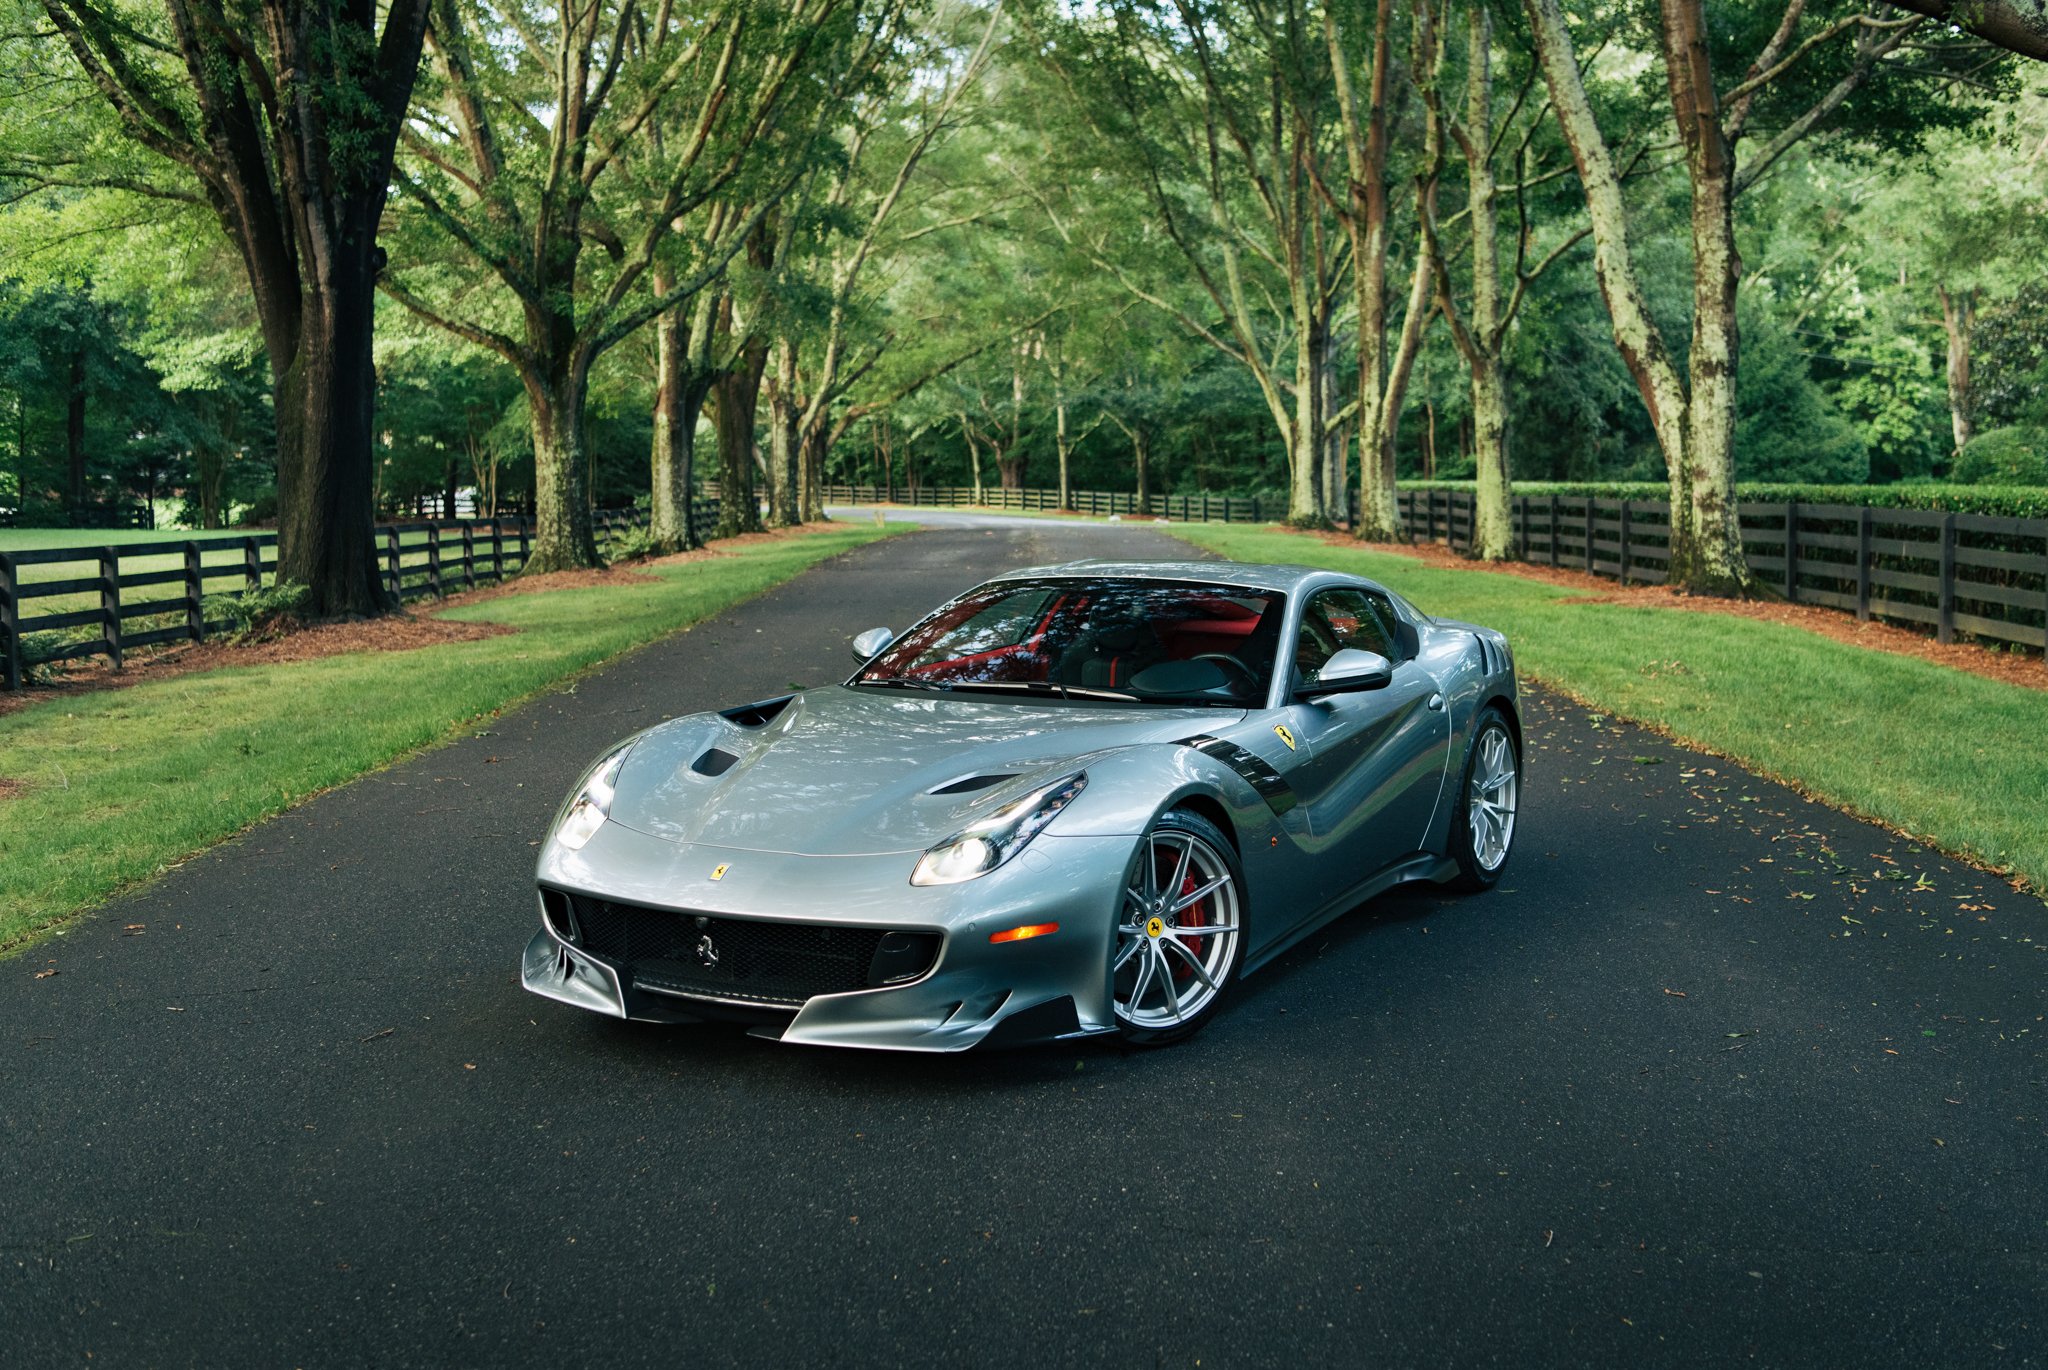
[1314,529,2048,694]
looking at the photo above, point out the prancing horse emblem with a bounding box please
[696,934,720,968]
[1273,724,1296,751]
[710,863,729,881]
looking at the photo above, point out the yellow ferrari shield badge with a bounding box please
[1273,724,1296,751]
[1145,916,1164,939]
[710,863,729,881]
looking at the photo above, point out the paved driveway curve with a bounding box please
[4,516,2043,1367]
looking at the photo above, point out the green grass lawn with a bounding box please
[0,524,895,949]
[1177,524,2048,898]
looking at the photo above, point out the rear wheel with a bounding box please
[1449,706,1520,891]
[1112,810,1246,1045]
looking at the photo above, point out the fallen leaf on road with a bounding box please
[1663,988,1688,998]
[33,969,56,979]
[463,1062,476,1070]
[359,1028,395,1043]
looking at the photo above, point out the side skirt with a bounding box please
[1241,851,1458,978]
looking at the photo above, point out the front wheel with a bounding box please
[1448,706,1520,891]
[1112,810,1247,1046]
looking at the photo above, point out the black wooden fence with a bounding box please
[824,483,1283,522]
[1402,488,2048,654]
[0,505,702,691]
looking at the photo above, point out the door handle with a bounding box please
[1427,693,1444,712]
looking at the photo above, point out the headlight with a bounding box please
[551,745,631,851]
[911,771,1087,886]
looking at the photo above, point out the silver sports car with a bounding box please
[522,559,1521,1050]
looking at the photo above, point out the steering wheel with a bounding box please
[1191,653,1258,696]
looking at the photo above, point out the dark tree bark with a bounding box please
[42,0,429,615]
[712,340,767,539]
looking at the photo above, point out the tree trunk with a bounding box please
[66,349,85,513]
[1662,0,1751,595]
[767,337,801,527]
[1464,5,1514,562]
[800,427,827,522]
[526,378,601,573]
[1937,284,1974,455]
[712,342,767,539]
[997,449,1025,489]
[1526,0,1708,585]
[272,257,396,610]
[648,294,703,553]
[1133,427,1150,505]
[1055,391,1073,511]
[961,416,985,502]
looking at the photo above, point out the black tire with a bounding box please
[1112,809,1249,1046]
[1448,705,1520,892]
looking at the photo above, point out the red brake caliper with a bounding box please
[1173,868,1207,980]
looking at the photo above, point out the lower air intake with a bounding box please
[565,895,938,1007]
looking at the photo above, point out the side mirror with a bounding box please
[1298,648,1394,697]
[851,626,895,662]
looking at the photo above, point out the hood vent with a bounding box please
[690,748,741,777]
[719,693,796,728]
[928,772,1018,797]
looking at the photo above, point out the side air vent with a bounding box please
[928,772,1017,796]
[691,748,741,777]
[719,694,796,728]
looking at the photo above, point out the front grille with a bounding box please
[565,895,936,1007]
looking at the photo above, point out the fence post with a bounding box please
[184,542,204,643]
[1856,507,1872,621]
[243,537,261,591]
[1784,500,1799,603]
[427,523,443,597]
[1516,497,1528,559]
[462,523,476,589]
[385,527,402,598]
[1619,502,1632,587]
[1938,512,1956,644]
[100,545,123,672]
[1549,495,1560,568]
[0,552,18,691]
[1585,499,1596,573]
[491,519,504,582]
[518,519,530,570]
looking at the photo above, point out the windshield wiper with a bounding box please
[944,681,1142,703]
[852,677,956,692]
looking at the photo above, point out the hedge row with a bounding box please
[1400,481,2048,520]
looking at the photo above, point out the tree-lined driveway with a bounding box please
[5,516,2042,1367]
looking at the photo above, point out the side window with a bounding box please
[1294,589,1400,683]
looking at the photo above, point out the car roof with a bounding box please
[984,559,1350,595]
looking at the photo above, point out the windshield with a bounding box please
[855,578,1283,706]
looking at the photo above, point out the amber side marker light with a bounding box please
[989,922,1059,944]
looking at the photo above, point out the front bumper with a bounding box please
[520,823,1133,1051]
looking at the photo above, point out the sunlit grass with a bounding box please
[0,525,895,948]
[1178,523,2048,896]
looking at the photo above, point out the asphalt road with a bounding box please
[5,515,2043,1368]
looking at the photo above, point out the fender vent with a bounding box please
[691,748,740,777]
[929,772,1016,796]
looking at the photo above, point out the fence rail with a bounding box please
[824,483,1282,523]
[0,504,703,691]
[1402,488,2048,655]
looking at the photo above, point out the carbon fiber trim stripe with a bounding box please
[1178,734,1298,816]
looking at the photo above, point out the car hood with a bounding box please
[605,685,1241,856]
